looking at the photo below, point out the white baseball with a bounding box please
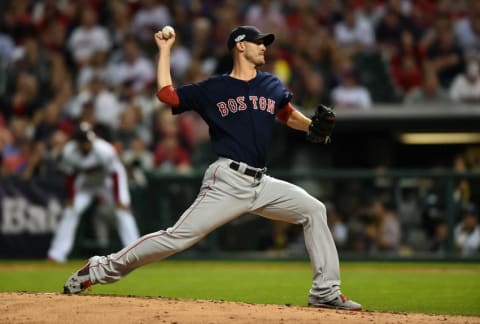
[162,25,175,39]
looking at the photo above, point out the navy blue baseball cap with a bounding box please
[227,26,275,51]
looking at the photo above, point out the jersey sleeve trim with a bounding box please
[65,174,75,200]
[156,85,180,107]
[276,102,296,124]
[111,172,120,203]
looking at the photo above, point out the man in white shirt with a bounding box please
[106,36,155,94]
[334,7,375,56]
[455,204,480,256]
[67,6,111,66]
[449,59,480,103]
[67,74,122,131]
[331,70,372,110]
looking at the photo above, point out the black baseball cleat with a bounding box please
[63,261,92,294]
[308,293,362,311]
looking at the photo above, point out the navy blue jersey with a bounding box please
[174,71,293,168]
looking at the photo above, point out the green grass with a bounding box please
[0,260,479,316]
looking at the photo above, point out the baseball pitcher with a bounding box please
[63,26,361,311]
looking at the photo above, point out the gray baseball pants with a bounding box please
[88,158,341,301]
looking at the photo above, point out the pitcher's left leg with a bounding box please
[252,176,360,310]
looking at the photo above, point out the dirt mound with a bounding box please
[1,292,479,324]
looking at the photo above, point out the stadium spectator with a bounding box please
[45,51,73,109]
[331,69,372,110]
[34,5,70,53]
[154,135,191,172]
[425,16,465,89]
[245,0,287,41]
[316,0,343,27]
[374,8,407,56]
[408,0,438,33]
[168,33,192,82]
[453,1,480,56]
[1,0,34,44]
[67,73,122,132]
[430,222,449,254]
[2,72,42,121]
[131,0,172,45]
[67,5,111,67]
[121,136,154,187]
[23,101,72,178]
[326,203,349,250]
[389,30,425,93]
[403,68,450,105]
[152,109,192,172]
[76,50,109,91]
[154,103,195,151]
[449,58,480,103]
[368,199,401,252]
[107,1,133,51]
[14,33,65,106]
[451,153,474,213]
[188,17,216,76]
[0,28,15,65]
[210,0,242,58]
[262,45,290,86]
[31,0,73,32]
[116,78,157,139]
[1,117,31,176]
[334,6,375,57]
[356,0,386,29]
[308,25,344,91]
[42,129,69,176]
[294,68,329,114]
[114,105,151,151]
[454,203,480,256]
[106,35,155,95]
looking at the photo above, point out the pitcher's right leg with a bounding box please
[65,162,253,291]
[65,161,255,293]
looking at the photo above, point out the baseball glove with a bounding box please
[306,104,335,144]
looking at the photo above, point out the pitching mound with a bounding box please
[1,292,479,324]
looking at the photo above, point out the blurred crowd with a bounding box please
[1,0,480,255]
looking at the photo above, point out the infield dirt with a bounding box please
[1,292,479,324]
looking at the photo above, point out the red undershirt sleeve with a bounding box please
[276,102,296,124]
[156,85,180,107]
[111,172,119,204]
[65,174,75,200]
